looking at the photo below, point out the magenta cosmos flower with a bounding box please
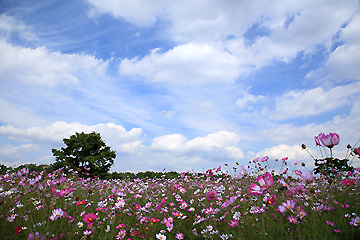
[156,197,166,211]
[83,212,97,226]
[315,132,340,148]
[206,190,218,201]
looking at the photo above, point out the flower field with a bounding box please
[1,159,360,240]
[1,132,360,239]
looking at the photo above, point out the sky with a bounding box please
[1,0,360,173]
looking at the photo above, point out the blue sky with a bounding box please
[1,0,360,173]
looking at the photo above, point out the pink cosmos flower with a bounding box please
[229,219,239,227]
[341,179,354,186]
[277,199,296,213]
[179,201,188,209]
[236,165,247,179]
[296,207,307,219]
[326,220,335,226]
[115,229,127,239]
[248,172,274,196]
[294,170,302,176]
[206,190,218,201]
[221,195,238,208]
[83,230,92,236]
[301,173,314,182]
[83,212,97,226]
[287,215,298,224]
[349,216,360,226]
[315,132,340,148]
[49,208,66,221]
[175,233,184,239]
[265,194,277,205]
[27,232,45,240]
[156,197,166,211]
[294,185,305,194]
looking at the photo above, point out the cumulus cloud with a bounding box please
[271,82,360,120]
[119,43,241,86]
[236,89,266,110]
[0,121,144,153]
[327,44,360,81]
[306,12,360,83]
[151,131,244,159]
[325,14,360,82]
[261,100,360,151]
[0,40,108,87]
[92,0,359,86]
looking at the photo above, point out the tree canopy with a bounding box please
[52,132,116,178]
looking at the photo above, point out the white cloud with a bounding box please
[119,43,241,86]
[0,40,108,87]
[87,0,167,27]
[327,12,360,81]
[327,44,360,81]
[151,134,187,152]
[260,99,360,151]
[306,12,360,83]
[151,131,244,159]
[271,82,360,120]
[90,0,359,80]
[236,89,266,110]
[0,13,36,41]
[0,121,144,153]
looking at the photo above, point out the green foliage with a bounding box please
[52,132,116,179]
[0,163,11,174]
[314,158,354,177]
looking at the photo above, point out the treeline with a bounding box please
[0,163,221,180]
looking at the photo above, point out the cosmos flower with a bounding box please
[156,197,166,211]
[287,215,298,224]
[115,229,126,239]
[83,212,97,226]
[221,195,238,209]
[175,233,184,239]
[277,200,296,213]
[14,226,22,234]
[49,208,66,221]
[315,133,340,148]
[156,233,166,240]
[206,190,218,201]
[341,179,354,186]
[248,172,274,196]
[350,216,360,226]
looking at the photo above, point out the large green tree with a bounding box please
[52,132,116,178]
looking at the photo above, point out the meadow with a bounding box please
[0,159,359,240]
[1,132,360,239]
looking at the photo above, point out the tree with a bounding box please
[52,132,116,178]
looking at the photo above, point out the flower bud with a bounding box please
[301,144,306,149]
[347,144,352,149]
